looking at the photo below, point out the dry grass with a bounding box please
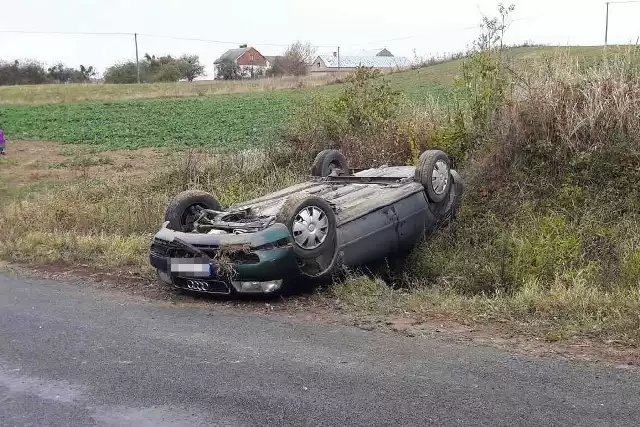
[0,141,169,205]
[330,271,640,344]
[309,46,640,345]
[0,231,152,273]
[0,74,345,105]
[0,145,305,274]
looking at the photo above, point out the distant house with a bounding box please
[309,53,411,76]
[213,45,268,78]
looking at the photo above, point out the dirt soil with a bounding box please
[0,140,168,188]
[2,261,638,372]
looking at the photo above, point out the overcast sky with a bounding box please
[1,0,640,78]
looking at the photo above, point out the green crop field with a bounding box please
[0,90,312,149]
[0,45,620,149]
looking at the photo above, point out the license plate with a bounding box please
[168,258,213,277]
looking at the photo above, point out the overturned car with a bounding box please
[149,149,464,295]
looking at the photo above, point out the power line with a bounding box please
[0,29,336,48]
[0,11,578,50]
[0,29,131,36]
[0,16,542,70]
[0,19,534,52]
[139,33,287,47]
[139,33,336,48]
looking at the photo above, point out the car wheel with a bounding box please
[311,149,349,177]
[415,150,452,203]
[275,194,337,260]
[164,190,223,232]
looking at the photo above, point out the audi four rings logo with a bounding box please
[186,280,210,291]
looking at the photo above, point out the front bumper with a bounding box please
[149,222,300,294]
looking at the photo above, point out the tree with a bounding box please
[178,55,205,81]
[154,62,182,82]
[47,63,76,83]
[267,41,316,77]
[139,53,205,82]
[104,61,147,84]
[103,52,207,84]
[215,57,241,80]
[47,63,97,83]
[77,65,97,82]
[0,59,47,85]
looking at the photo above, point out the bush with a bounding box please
[409,44,640,301]
[286,67,439,167]
[0,60,96,85]
[153,63,183,82]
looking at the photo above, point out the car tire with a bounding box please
[415,150,452,203]
[311,149,349,177]
[275,194,337,260]
[429,170,464,230]
[164,190,223,232]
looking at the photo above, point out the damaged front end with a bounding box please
[150,207,299,295]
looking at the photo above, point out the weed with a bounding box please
[285,67,436,167]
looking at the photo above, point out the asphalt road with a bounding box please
[1,275,639,427]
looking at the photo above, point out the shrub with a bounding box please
[410,43,640,300]
[286,67,438,167]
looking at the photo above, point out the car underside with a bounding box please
[149,149,464,296]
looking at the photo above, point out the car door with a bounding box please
[337,204,400,267]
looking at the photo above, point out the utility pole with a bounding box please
[134,32,140,83]
[337,46,341,75]
[605,2,610,45]
[605,1,640,45]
